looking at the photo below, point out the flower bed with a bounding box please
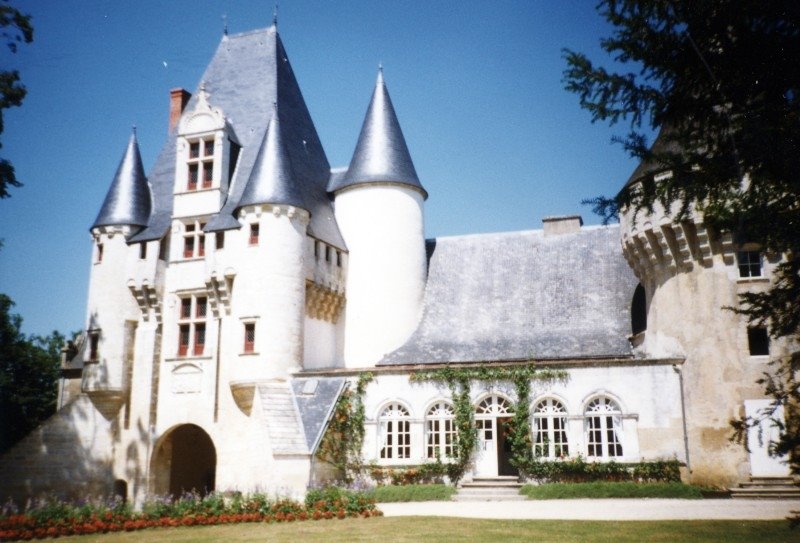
[0,489,381,541]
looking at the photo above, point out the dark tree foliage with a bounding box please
[0,0,33,198]
[0,293,63,453]
[564,0,799,473]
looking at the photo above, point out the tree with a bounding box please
[0,0,33,198]
[0,293,63,453]
[563,1,799,474]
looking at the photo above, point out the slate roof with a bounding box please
[92,132,151,230]
[379,225,639,365]
[129,26,344,248]
[237,105,307,212]
[329,69,426,197]
[291,377,345,453]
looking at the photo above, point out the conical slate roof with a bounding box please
[330,68,426,197]
[92,131,151,230]
[128,25,345,248]
[237,105,307,211]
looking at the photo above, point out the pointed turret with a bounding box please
[237,106,307,212]
[333,68,427,197]
[92,131,151,230]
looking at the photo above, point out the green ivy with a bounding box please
[316,372,373,482]
[410,364,567,482]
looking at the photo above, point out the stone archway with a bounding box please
[151,424,216,497]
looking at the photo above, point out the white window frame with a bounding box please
[379,402,411,461]
[425,401,456,460]
[533,398,570,459]
[182,219,206,259]
[585,396,624,459]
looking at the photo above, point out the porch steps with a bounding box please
[730,477,800,500]
[455,476,524,501]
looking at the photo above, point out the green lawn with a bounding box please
[51,518,795,543]
[521,482,705,499]
[367,483,456,502]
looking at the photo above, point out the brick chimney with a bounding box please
[169,88,192,133]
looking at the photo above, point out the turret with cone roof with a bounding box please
[92,129,151,231]
[237,104,307,212]
[330,67,427,198]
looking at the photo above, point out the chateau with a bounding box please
[0,23,791,504]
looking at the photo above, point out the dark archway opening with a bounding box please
[631,283,647,335]
[152,424,216,498]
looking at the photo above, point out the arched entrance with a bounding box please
[151,424,216,497]
[474,395,518,477]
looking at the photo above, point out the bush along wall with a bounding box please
[516,456,683,484]
[0,490,381,541]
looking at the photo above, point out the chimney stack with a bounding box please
[542,215,583,236]
[169,88,192,133]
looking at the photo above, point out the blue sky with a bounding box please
[0,1,647,337]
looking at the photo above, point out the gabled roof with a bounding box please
[379,225,638,365]
[237,105,307,212]
[329,68,426,197]
[129,25,345,248]
[92,131,151,230]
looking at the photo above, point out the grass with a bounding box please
[520,482,705,499]
[366,483,456,502]
[51,517,795,543]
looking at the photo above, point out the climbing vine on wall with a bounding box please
[410,364,566,482]
[316,372,373,482]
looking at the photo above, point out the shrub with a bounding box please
[516,456,683,484]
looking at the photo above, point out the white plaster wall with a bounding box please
[84,228,141,393]
[303,317,340,369]
[230,205,308,380]
[334,186,426,367]
[360,364,683,469]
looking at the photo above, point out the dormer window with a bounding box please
[186,137,214,191]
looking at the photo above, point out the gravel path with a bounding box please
[378,499,798,520]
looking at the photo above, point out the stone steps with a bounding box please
[455,476,524,501]
[730,477,800,500]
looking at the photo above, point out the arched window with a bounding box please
[426,401,456,459]
[585,397,623,458]
[631,283,647,335]
[379,402,411,460]
[533,398,569,458]
[475,395,512,416]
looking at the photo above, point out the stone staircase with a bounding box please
[257,381,308,455]
[730,477,800,500]
[455,476,524,501]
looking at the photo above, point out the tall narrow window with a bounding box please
[631,284,647,335]
[748,327,769,356]
[533,398,569,458]
[215,231,225,250]
[139,242,147,260]
[96,243,104,263]
[737,250,762,278]
[182,220,206,259]
[186,137,214,191]
[243,322,255,353]
[379,403,411,460]
[88,331,100,361]
[177,295,207,357]
[426,402,456,459]
[585,397,623,458]
[249,224,260,245]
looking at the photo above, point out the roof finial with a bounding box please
[378,62,383,72]
[132,124,137,135]
[272,1,278,27]
[222,13,228,36]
